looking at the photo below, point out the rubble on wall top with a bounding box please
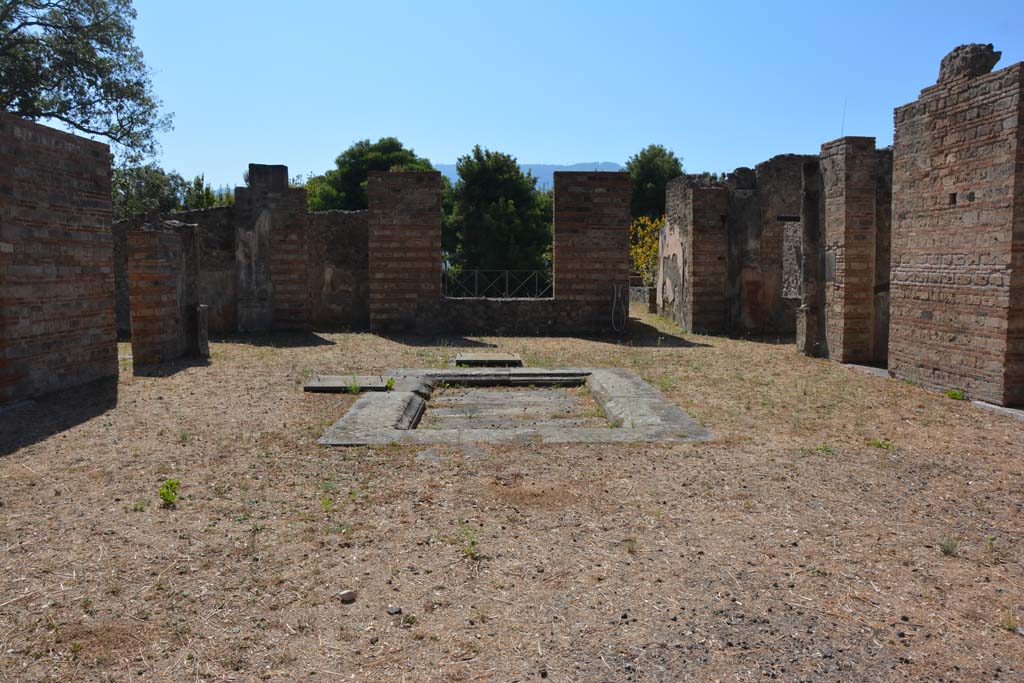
[938,43,1001,83]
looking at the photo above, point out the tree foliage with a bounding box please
[182,174,217,210]
[1,0,172,161]
[629,215,663,286]
[306,137,434,211]
[625,144,683,219]
[112,164,185,222]
[444,146,551,271]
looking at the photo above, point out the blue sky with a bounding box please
[132,0,1023,189]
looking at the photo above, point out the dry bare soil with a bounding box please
[2,308,1022,682]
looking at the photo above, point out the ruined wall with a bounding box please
[657,180,686,327]
[126,224,200,366]
[307,210,369,329]
[797,137,891,365]
[890,46,1024,405]
[0,113,116,404]
[367,171,443,332]
[551,172,631,332]
[366,171,630,335]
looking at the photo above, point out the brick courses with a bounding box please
[0,113,116,404]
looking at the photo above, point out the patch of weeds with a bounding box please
[939,536,959,557]
[347,376,361,394]
[985,534,996,552]
[1000,609,1020,633]
[943,388,966,400]
[459,524,482,561]
[81,597,95,615]
[128,500,146,512]
[647,376,678,392]
[867,438,894,450]
[321,496,332,513]
[401,613,417,628]
[385,377,395,391]
[158,479,180,508]
[177,431,191,446]
[623,538,638,555]
[70,640,82,655]
[814,443,836,454]
[320,478,340,495]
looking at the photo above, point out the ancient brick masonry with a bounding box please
[889,45,1024,405]
[126,222,202,366]
[658,156,810,335]
[0,113,117,404]
[366,171,631,334]
[366,172,443,332]
[797,137,892,364]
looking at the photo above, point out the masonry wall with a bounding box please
[890,55,1024,405]
[367,171,443,332]
[307,210,369,329]
[0,113,116,404]
[127,226,199,366]
[552,172,631,332]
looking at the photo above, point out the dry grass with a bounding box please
[1,306,1022,681]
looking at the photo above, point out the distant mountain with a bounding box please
[434,162,623,189]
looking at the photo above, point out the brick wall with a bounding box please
[657,180,686,327]
[126,226,198,366]
[307,210,369,329]
[367,172,443,332]
[890,52,1024,405]
[552,172,631,332]
[0,113,116,404]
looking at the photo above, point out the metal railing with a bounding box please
[442,269,553,299]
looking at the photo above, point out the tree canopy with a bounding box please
[444,146,551,271]
[624,144,683,219]
[306,137,434,211]
[1,0,171,161]
[112,166,230,221]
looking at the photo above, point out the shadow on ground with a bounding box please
[132,356,211,378]
[211,331,336,348]
[0,378,118,457]
[378,334,498,348]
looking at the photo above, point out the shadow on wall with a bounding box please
[209,331,337,348]
[0,378,118,458]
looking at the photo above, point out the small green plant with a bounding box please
[158,479,180,508]
[70,640,82,655]
[178,431,191,446]
[385,377,395,391]
[321,497,332,513]
[460,526,482,561]
[814,443,836,454]
[943,388,966,400]
[129,500,146,512]
[939,535,959,557]
[401,613,417,628]
[867,438,894,450]
[347,376,360,394]
[1000,609,1020,633]
[985,534,996,552]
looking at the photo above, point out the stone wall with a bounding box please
[126,222,200,366]
[0,113,117,404]
[367,171,630,335]
[890,45,1023,405]
[797,137,892,364]
[307,210,369,329]
[367,171,443,332]
[658,157,808,336]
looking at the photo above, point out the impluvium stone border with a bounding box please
[308,367,710,446]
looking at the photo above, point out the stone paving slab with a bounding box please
[317,367,710,446]
[303,375,394,393]
[454,352,523,367]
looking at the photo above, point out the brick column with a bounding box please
[679,187,729,335]
[367,172,442,332]
[552,172,631,333]
[127,229,193,366]
[820,137,879,364]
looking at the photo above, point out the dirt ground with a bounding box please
[1,307,1022,682]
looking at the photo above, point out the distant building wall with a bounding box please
[889,45,1024,405]
[308,210,370,329]
[0,113,117,404]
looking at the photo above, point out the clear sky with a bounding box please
[132,0,1024,189]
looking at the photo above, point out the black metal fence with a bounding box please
[442,270,553,299]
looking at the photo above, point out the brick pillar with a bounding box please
[367,172,442,332]
[797,160,825,356]
[673,186,729,334]
[552,172,631,333]
[234,164,309,332]
[127,228,197,367]
[820,137,879,364]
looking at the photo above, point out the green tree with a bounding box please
[306,137,434,211]
[1,0,172,161]
[446,146,551,271]
[182,174,217,210]
[112,164,185,221]
[624,144,683,219]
